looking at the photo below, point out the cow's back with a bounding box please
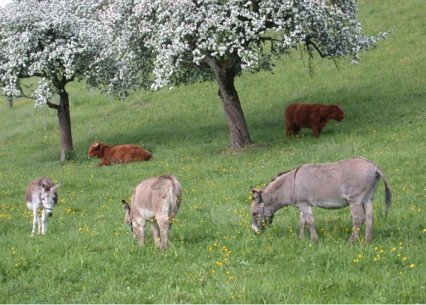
[110,144,152,163]
[286,103,317,127]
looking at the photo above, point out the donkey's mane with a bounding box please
[263,168,294,190]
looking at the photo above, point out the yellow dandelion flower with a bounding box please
[409,264,415,269]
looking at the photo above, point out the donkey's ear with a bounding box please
[250,188,262,204]
[250,186,259,193]
[253,192,262,204]
[121,200,130,213]
[52,183,61,191]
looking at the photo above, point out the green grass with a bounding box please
[0,0,425,303]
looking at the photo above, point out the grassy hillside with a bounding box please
[0,0,425,303]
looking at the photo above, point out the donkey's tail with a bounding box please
[376,167,392,219]
[164,175,182,216]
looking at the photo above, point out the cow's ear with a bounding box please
[122,200,130,213]
[93,142,100,148]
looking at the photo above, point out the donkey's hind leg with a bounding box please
[298,211,306,238]
[157,217,171,250]
[363,201,374,243]
[349,202,365,244]
[151,221,161,248]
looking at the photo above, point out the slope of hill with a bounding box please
[0,0,424,303]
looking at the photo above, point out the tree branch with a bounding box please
[306,37,328,58]
[46,101,59,110]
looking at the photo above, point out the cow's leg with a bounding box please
[292,125,301,136]
[41,209,47,235]
[133,221,146,246]
[297,204,318,241]
[157,217,171,250]
[32,208,38,235]
[363,201,374,243]
[285,121,294,137]
[98,159,110,166]
[312,126,323,138]
[151,221,161,248]
[349,202,364,244]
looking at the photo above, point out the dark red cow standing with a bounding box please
[88,142,153,166]
[284,103,344,138]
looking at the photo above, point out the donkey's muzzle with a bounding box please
[251,223,264,235]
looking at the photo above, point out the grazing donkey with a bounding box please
[250,158,392,243]
[122,175,182,250]
[25,177,60,235]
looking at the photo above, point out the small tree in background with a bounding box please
[0,0,104,162]
[95,0,385,149]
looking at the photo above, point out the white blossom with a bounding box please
[0,0,104,105]
[95,0,385,93]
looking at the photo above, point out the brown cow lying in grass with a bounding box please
[88,141,152,166]
[284,103,344,138]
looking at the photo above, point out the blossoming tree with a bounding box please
[0,0,103,161]
[97,0,385,148]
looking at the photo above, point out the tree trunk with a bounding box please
[205,56,252,148]
[48,89,74,162]
[7,95,13,108]
[57,91,73,162]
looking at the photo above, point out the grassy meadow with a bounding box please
[0,0,425,303]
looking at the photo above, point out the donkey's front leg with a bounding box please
[32,208,38,236]
[41,209,47,235]
[297,204,318,242]
[133,221,146,246]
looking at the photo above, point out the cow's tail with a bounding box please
[376,167,392,220]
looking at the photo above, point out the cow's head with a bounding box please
[88,142,103,157]
[250,187,274,235]
[332,105,345,122]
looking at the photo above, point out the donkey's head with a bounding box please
[40,183,60,217]
[250,187,274,235]
[121,200,133,231]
